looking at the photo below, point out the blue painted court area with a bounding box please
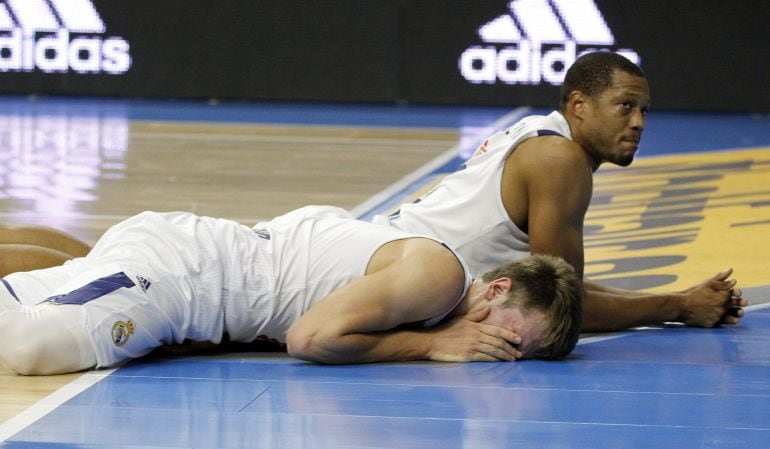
[4,305,769,449]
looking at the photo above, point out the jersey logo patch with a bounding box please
[112,320,135,347]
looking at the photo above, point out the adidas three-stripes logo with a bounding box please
[459,0,640,85]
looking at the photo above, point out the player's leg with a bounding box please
[0,222,91,258]
[0,265,184,375]
[0,303,96,375]
[0,244,76,277]
[0,264,95,375]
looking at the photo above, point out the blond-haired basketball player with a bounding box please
[0,206,582,375]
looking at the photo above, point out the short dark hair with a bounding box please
[559,51,645,112]
[481,255,583,360]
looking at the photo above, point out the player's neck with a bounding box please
[453,279,485,318]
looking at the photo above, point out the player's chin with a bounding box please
[615,154,635,167]
[614,147,637,166]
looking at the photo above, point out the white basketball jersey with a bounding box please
[373,111,571,277]
[226,205,471,343]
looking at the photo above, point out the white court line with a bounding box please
[351,107,531,218]
[0,369,115,443]
[578,331,640,345]
[745,301,770,312]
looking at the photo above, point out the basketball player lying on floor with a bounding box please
[0,206,582,375]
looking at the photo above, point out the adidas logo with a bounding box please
[136,276,151,293]
[0,0,131,74]
[459,0,640,85]
[253,228,271,240]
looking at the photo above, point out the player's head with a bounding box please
[481,255,583,360]
[559,51,646,113]
[559,52,650,168]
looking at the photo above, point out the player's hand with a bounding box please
[426,307,522,362]
[678,268,747,327]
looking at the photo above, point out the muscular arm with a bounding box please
[509,138,592,279]
[582,273,745,331]
[286,239,521,364]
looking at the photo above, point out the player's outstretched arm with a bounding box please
[286,239,520,364]
[581,269,746,332]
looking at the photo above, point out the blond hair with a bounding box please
[481,254,583,360]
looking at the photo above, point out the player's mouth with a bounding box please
[621,136,640,150]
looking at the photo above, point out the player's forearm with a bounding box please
[287,329,433,364]
[581,287,682,332]
[583,278,653,297]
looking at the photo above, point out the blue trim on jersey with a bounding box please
[1,279,20,302]
[537,129,565,137]
[47,272,136,305]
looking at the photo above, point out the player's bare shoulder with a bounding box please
[368,238,463,284]
[504,135,590,192]
[402,238,467,297]
[510,135,587,173]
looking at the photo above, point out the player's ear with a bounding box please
[567,90,587,119]
[484,277,513,301]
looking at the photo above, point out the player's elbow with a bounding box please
[286,322,313,359]
[286,322,330,362]
[287,321,352,364]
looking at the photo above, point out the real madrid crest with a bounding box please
[112,320,135,347]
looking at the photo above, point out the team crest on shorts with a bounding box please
[112,320,135,347]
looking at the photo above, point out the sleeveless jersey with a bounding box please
[227,205,473,343]
[372,111,571,277]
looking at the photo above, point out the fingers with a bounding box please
[475,326,522,360]
[731,288,748,307]
[712,268,733,282]
[479,323,521,347]
[470,340,520,361]
[709,277,737,292]
[722,299,744,320]
[720,289,747,325]
[720,309,744,325]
